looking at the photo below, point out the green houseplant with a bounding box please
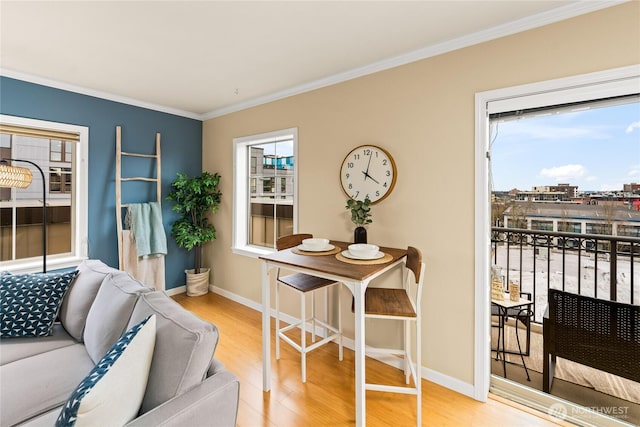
[346,196,372,243]
[167,171,222,295]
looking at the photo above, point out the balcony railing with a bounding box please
[491,227,640,323]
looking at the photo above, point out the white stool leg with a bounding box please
[405,319,410,384]
[300,292,307,383]
[416,316,422,427]
[338,285,343,361]
[275,281,281,360]
[311,291,317,343]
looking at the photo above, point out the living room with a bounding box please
[1,1,639,426]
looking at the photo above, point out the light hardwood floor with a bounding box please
[173,292,569,426]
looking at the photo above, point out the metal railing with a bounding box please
[491,227,640,323]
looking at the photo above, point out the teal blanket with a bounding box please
[128,202,168,257]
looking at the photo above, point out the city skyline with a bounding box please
[491,100,640,193]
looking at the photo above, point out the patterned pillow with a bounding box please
[56,315,156,427]
[1,271,79,338]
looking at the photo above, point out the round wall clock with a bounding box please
[340,144,397,204]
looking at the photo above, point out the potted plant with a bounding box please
[167,171,222,296]
[346,196,372,243]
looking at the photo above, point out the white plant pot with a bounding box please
[185,268,210,296]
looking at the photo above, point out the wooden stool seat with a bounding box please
[365,288,416,318]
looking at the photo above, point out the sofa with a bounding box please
[0,260,239,426]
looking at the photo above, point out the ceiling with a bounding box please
[0,1,619,119]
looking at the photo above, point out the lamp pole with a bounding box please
[3,158,47,273]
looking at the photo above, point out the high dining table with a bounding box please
[259,240,408,427]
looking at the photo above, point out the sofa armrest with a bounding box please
[125,369,239,427]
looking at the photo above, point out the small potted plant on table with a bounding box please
[346,196,372,243]
[167,171,222,296]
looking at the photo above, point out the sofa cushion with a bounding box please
[83,272,152,363]
[1,271,78,338]
[0,343,94,427]
[56,315,156,427]
[59,260,115,342]
[0,324,75,366]
[127,292,218,413]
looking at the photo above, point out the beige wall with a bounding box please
[202,3,640,387]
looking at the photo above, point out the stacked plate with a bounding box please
[342,244,384,260]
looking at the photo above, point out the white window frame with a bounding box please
[232,128,298,258]
[475,65,639,424]
[0,114,89,273]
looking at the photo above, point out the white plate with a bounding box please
[341,250,385,260]
[297,244,335,252]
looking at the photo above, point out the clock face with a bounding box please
[340,145,397,204]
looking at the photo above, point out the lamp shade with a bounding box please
[0,164,33,188]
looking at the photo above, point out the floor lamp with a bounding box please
[0,158,47,273]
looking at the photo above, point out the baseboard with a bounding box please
[165,285,186,297]
[210,285,476,399]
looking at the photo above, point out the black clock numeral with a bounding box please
[354,191,360,198]
[386,170,390,176]
[353,154,360,160]
[382,159,388,165]
[375,190,380,197]
[346,173,350,179]
[348,183,353,189]
[363,148,371,156]
[347,162,354,168]
[383,182,388,188]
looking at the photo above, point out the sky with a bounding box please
[491,100,640,192]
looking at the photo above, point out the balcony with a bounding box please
[490,227,640,424]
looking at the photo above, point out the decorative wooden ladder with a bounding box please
[115,125,161,269]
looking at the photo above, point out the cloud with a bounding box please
[628,164,640,178]
[626,121,640,134]
[539,164,587,182]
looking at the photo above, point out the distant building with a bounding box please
[502,201,640,238]
[543,183,578,199]
[514,190,569,202]
[624,183,640,193]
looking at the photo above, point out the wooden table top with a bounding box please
[259,240,407,281]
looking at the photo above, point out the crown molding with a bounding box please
[202,0,626,120]
[0,68,203,121]
[1,1,626,122]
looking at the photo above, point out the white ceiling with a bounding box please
[0,1,620,119]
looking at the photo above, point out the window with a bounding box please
[49,167,72,193]
[0,115,88,273]
[50,140,72,162]
[233,128,297,256]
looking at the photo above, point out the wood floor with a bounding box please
[173,292,569,426]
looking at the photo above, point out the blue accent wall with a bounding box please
[0,76,202,290]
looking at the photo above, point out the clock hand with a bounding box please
[362,150,373,181]
[361,170,380,184]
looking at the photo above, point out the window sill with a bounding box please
[0,255,88,274]
[232,244,274,259]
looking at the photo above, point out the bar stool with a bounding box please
[275,233,343,382]
[362,246,425,426]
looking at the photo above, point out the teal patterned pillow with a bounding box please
[0,271,78,337]
[56,315,156,427]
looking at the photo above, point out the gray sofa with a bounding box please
[0,260,239,426]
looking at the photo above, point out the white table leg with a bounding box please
[262,261,271,392]
[353,281,366,427]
